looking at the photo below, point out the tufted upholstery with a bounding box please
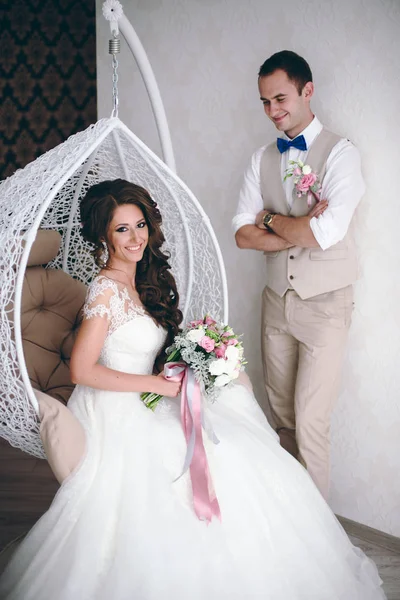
[21,231,87,404]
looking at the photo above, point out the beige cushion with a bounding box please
[37,390,86,485]
[22,266,86,403]
[26,229,62,267]
[20,230,87,483]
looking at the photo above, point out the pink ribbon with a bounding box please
[164,362,221,524]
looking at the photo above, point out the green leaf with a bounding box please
[205,329,220,342]
[166,348,181,362]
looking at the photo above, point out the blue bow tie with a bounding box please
[276,135,307,154]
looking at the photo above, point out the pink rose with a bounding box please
[189,319,203,328]
[226,338,238,346]
[214,344,227,358]
[204,315,217,326]
[293,167,302,176]
[296,173,317,193]
[199,336,215,353]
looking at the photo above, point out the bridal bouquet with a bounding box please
[140,315,246,410]
[141,315,246,523]
[284,159,322,206]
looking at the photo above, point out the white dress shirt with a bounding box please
[232,117,365,250]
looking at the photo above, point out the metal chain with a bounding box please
[111,54,119,117]
[109,34,120,118]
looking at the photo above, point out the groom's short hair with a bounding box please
[258,51,313,95]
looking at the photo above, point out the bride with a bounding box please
[0,179,386,599]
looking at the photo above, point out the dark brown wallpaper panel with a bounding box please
[1,0,97,180]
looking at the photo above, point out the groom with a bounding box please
[233,50,365,500]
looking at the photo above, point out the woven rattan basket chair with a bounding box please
[0,2,228,458]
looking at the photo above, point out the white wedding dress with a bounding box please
[0,277,386,599]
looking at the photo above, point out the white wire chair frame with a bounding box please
[0,117,228,458]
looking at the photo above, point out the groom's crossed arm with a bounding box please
[233,146,320,252]
[235,224,294,252]
[234,140,365,253]
[234,201,324,251]
[253,201,328,249]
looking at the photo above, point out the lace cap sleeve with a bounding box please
[83,276,117,322]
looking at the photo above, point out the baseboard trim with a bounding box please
[337,515,400,554]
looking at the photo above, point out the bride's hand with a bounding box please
[154,376,181,398]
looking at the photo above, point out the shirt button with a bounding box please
[289,255,294,259]
[289,275,294,280]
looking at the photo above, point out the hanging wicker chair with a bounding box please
[0,5,228,459]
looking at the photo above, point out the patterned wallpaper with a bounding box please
[1,0,97,180]
[96,0,400,536]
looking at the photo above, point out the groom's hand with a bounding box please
[308,200,328,219]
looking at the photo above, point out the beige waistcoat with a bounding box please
[260,128,359,299]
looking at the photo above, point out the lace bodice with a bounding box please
[83,275,167,375]
[83,276,148,340]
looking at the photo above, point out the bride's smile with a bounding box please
[107,204,149,268]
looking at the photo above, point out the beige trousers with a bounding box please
[261,285,353,499]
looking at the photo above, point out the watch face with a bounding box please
[263,214,272,226]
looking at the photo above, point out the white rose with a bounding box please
[223,360,237,376]
[231,369,240,380]
[225,345,239,362]
[209,358,227,376]
[187,327,205,343]
[214,374,231,387]
[302,164,312,175]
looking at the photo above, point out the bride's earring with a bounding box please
[101,241,109,266]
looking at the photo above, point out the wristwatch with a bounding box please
[262,212,275,232]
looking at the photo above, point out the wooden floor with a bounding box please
[0,438,59,552]
[347,534,400,600]
[1,437,399,598]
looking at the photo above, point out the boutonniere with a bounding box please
[284,160,321,206]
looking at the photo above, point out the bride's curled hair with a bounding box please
[80,179,183,359]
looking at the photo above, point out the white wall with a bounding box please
[96,0,400,536]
